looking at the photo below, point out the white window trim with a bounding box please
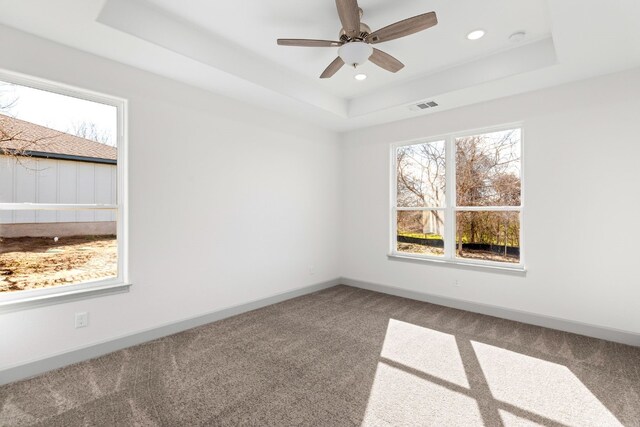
[0,69,130,312]
[389,123,526,273]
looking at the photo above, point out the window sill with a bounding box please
[0,282,131,314]
[387,253,527,275]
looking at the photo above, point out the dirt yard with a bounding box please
[397,242,445,257]
[0,236,117,293]
[398,242,519,263]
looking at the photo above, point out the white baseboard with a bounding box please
[0,278,340,386]
[3,276,637,386]
[340,277,640,347]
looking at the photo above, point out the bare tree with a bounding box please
[0,82,18,145]
[0,83,17,113]
[68,121,113,146]
[397,142,446,237]
[0,83,62,168]
[455,131,521,259]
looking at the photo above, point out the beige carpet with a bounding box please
[1,285,639,426]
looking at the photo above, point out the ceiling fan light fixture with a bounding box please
[354,73,367,81]
[466,29,486,40]
[338,41,373,67]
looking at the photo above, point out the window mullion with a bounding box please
[454,206,521,212]
[396,207,446,211]
[444,136,455,259]
[0,203,117,211]
[391,144,396,254]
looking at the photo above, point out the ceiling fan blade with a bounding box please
[369,48,405,73]
[320,57,345,79]
[366,12,438,44]
[277,39,343,47]
[335,0,361,38]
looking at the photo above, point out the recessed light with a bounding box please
[466,30,486,40]
[509,31,526,43]
[354,73,367,81]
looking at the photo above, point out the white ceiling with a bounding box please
[0,0,639,132]
[146,0,552,99]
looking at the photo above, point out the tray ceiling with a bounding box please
[0,0,639,131]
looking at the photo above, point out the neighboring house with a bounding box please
[0,114,117,238]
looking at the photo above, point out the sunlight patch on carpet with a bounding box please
[380,319,470,388]
[472,340,623,426]
[361,361,483,426]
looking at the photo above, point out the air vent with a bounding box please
[408,101,439,111]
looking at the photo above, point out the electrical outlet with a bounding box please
[75,312,89,328]
[454,279,461,287]
[308,265,316,276]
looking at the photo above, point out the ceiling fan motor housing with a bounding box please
[339,22,371,41]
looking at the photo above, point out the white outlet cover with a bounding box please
[75,312,89,328]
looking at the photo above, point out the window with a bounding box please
[0,71,127,306]
[392,127,523,269]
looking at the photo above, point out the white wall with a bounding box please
[2,23,639,373]
[0,156,117,224]
[0,26,342,369]
[342,68,640,334]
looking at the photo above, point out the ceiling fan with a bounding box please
[277,0,438,79]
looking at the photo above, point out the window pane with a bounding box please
[397,210,445,256]
[1,79,118,206]
[0,209,117,293]
[396,141,446,207]
[456,129,521,207]
[455,211,520,264]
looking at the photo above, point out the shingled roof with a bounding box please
[0,114,117,164]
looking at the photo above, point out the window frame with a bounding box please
[0,69,129,311]
[390,123,525,272]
